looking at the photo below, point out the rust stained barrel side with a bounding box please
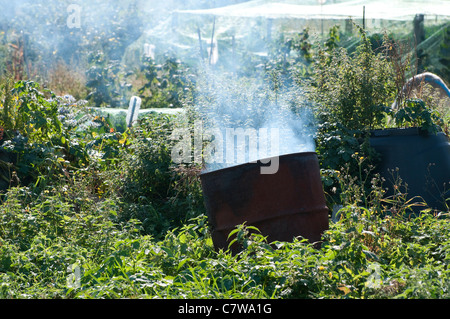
[200,152,329,252]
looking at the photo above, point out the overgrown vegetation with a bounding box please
[0,67,448,299]
[0,2,449,299]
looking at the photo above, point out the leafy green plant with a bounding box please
[138,54,194,109]
[312,26,396,132]
[0,79,62,141]
[12,80,62,141]
[312,26,398,206]
[0,79,122,192]
[85,51,131,108]
[0,80,67,189]
[393,98,443,133]
[264,28,314,97]
[111,113,205,238]
[0,76,15,134]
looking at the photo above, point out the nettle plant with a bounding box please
[311,27,396,197]
[0,78,93,190]
[138,54,194,109]
[312,26,445,207]
[313,27,396,133]
[0,79,62,141]
[393,98,443,134]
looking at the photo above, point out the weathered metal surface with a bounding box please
[200,152,329,252]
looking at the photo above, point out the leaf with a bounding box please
[227,238,237,250]
[227,228,240,240]
[343,265,353,276]
[177,258,188,271]
[356,223,364,234]
[246,225,261,233]
[363,249,380,261]
[362,230,375,237]
[337,285,351,295]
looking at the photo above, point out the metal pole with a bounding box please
[197,26,204,60]
[209,17,216,66]
[363,6,365,29]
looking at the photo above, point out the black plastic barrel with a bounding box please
[370,128,450,212]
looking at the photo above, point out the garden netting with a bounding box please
[138,0,450,65]
[176,0,450,21]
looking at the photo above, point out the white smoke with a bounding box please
[194,70,317,173]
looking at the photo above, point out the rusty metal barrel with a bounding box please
[200,152,329,252]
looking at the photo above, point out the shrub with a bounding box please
[46,60,88,101]
[138,54,194,109]
[112,113,204,238]
[310,27,397,204]
[312,27,396,132]
[85,51,131,108]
